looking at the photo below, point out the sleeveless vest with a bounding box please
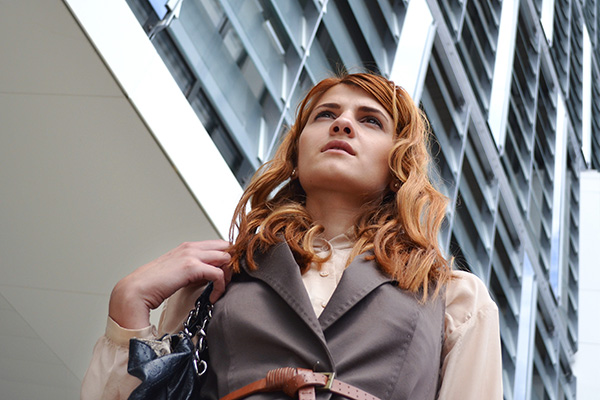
[202,241,445,400]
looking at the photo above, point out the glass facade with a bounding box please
[127,0,410,185]
[125,1,596,398]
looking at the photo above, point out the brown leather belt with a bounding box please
[220,367,380,400]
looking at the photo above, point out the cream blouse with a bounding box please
[82,234,503,399]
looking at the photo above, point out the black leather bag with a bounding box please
[127,283,214,400]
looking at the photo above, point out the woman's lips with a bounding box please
[321,140,356,155]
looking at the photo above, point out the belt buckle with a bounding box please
[318,372,336,391]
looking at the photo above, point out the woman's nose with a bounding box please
[330,117,354,137]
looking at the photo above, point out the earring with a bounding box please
[291,168,298,179]
[391,180,401,192]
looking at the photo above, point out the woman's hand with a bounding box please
[108,240,232,329]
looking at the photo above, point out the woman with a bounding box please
[82,73,502,399]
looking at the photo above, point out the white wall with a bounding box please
[0,1,237,398]
[573,169,600,399]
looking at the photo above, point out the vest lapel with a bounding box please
[241,241,327,343]
[318,254,392,330]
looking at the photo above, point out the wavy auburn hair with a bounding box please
[229,72,452,299]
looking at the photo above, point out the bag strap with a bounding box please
[183,282,214,378]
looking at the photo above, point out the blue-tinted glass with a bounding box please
[148,0,168,18]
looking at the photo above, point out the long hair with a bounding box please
[229,73,452,299]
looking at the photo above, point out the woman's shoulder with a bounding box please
[444,270,498,336]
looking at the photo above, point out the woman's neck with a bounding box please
[305,192,364,239]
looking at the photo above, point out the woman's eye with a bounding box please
[364,116,382,128]
[315,110,335,120]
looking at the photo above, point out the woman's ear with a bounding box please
[390,180,401,192]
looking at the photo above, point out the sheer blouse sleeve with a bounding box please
[80,318,156,400]
[80,285,200,399]
[438,270,503,399]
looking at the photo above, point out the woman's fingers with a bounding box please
[180,246,231,303]
[207,267,227,304]
[188,249,231,268]
[109,239,233,329]
[193,239,231,251]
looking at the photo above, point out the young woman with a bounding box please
[82,73,502,399]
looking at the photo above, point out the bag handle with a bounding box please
[184,282,214,378]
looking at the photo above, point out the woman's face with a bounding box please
[297,84,395,202]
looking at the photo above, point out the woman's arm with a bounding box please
[110,240,231,329]
[81,240,231,399]
[438,270,503,400]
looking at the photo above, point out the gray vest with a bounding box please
[203,242,445,400]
